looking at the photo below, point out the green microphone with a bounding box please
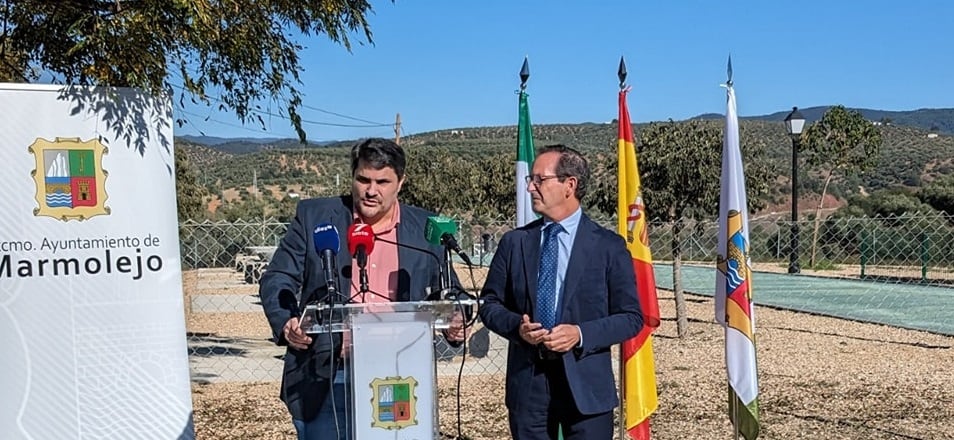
[425,215,473,266]
[425,215,457,245]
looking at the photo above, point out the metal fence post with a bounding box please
[860,228,868,279]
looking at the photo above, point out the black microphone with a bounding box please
[313,223,341,303]
[440,233,474,267]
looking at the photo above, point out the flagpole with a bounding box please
[515,56,537,228]
[520,57,529,92]
[616,56,628,440]
[724,54,742,440]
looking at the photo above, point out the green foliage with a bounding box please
[801,106,886,266]
[637,119,775,222]
[802,105,883,177]
[583,151,618,217]
[216,196,297,223]
[920,174,954,215]
[638,120,721,221]
[175,147,207,222]
[1,0,379,141]
[402,147,514,221]
[174,117,954,224]
[848,188,938,218]
[856,213,953,266]
[0,36,27,81]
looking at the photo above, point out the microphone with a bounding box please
[313,223,341,303]
[424,215,474,267]
[347,223,375,293]
[373,235,478,321]
[372,235,449,294]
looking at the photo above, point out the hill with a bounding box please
[693,106,954,134]
[182,106,954,155]
[176,135,352,155]
[178,120,954,216]
[174,104,954,221]
[178,135,286,146]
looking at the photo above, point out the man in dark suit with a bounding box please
[479,145,643,440]
[259,138,465,440]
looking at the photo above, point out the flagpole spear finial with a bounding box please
[519,56,530,91]
[618,56,627,90]
[726,54,733,86]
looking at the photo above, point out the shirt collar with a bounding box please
[353,203,402,234]
[542,206,582,235]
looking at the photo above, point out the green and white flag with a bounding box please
[516,89,535,227]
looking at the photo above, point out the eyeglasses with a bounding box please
[525,174,563,186]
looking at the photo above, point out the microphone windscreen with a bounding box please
[347,223,376,256]
[313,223,340,255]
[424,215,458,246]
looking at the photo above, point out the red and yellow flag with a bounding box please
[617,88,662,440]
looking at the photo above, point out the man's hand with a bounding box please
[444,311,468,342]
[542,324,581,353]
[283,317,312,350]
[519,314,549,345]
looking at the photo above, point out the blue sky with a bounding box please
[175,0,954,141]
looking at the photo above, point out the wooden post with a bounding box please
[394,112,402,145]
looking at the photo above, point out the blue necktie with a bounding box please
[536,223,563,330]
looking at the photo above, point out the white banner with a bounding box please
[0,84,194,439]
[352,311,436,440]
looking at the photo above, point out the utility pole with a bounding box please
[394,113,402,145]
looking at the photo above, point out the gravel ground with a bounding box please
[186,268,954,440]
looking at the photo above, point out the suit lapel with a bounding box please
[522,223,542,313]
[394,210,417,301]
[560,215,596,313]
[330,199,354,300]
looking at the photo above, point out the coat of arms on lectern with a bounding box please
[370,376,418,429]
[29,137,110,221]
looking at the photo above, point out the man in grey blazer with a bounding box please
[479,145,643,440]
[259,138,464,440]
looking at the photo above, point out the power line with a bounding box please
[178,109,286,135]
[300,103,388,126]
[171,84,392,129]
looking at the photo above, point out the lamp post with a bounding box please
[784,106,805,274]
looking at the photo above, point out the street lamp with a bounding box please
[784,106,805,274]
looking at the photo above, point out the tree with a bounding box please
[638,120,774,337]
[1,0,379,142]
[802,105,883,267]
[919,174,954,216]
[0,35,27,81]
[402,147,514,221]
[402,147,472,214]
[175,147,208,222]
[861,189,937,218]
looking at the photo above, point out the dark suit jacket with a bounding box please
[259,195,453,421]
[478,214,642,415]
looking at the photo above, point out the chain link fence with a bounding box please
[181,212,954,422]
[640,212,954,285]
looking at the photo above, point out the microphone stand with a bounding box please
[441,246,453,294]
[321,249,341,306]
[359,267,369,295]
[373,236,448,299]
